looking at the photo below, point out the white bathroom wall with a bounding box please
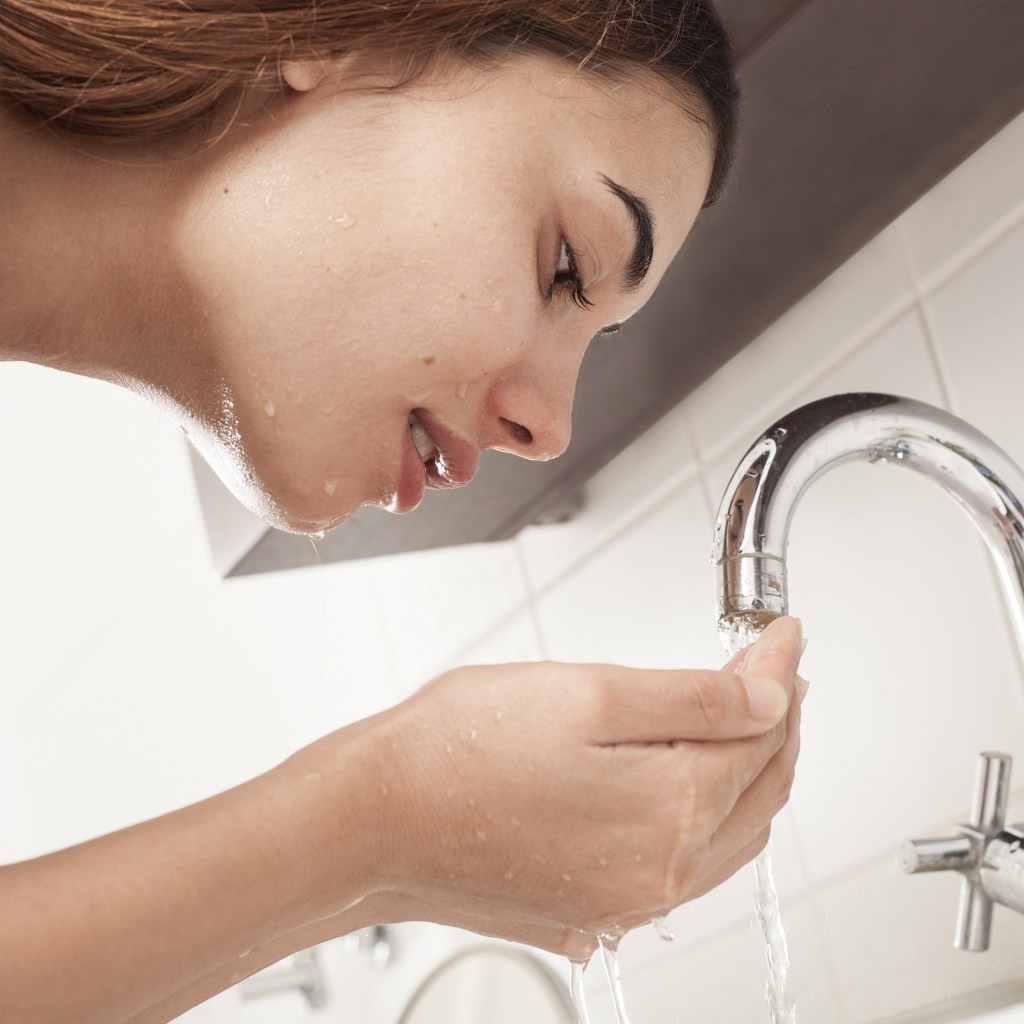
[1,106,1023,1024]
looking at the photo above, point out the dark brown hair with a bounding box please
[0,1,738,201]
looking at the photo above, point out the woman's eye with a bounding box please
[549,239,593,310]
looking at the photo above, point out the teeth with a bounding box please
[409,413,438,463]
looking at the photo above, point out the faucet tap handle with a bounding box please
[897,836,974,873]
[898,753,1013,952]
[952,752,1013,952]
[969,752,1011,833]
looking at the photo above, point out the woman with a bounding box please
[0,2,806,1021]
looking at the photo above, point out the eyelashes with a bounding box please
[548,238,593,310]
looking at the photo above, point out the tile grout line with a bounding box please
[911,201,1024,303]
[692,291,920,472]
[448,460,707,670]
[512,538,552,661]
[895,221,956,412]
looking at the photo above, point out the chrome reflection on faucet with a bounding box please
[713,392,1024,650]
[712,392,1024,951]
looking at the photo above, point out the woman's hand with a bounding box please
[302,616,805,959]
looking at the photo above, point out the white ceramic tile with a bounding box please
[11,529,401,856]
[363,540,529,698]
[818,853,1024,1024]
[686,225,915,466]
[924,217,1024,478]
[900,109,1024,294]
[535,479,722,672]
[517,403,699,593]
[0,684,37,865]
[0,368,203,702]
[446,609,544,669]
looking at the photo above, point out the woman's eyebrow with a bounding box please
[600,173,655,292]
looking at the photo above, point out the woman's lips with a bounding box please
[413,409,480,489]
[391,411,480,515]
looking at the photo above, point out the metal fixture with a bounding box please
[899,753,1024,951]
[239,947,328,1009]
[712,392,1024,951]
[712,392,1024,650]
[342,924,395,968]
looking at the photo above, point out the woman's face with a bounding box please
[179,53,714,534]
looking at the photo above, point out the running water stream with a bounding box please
[721,618,798,1024]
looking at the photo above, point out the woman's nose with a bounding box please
[486,363,576,462]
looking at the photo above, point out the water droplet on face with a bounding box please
[335,212,353,227]
[323,480,338,496]
[310,530,326,542]
[264,399,275,417]
[456,381,469,400]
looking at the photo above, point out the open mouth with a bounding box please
[408,412,438,464]
[407,410,479,489]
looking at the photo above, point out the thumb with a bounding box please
[590,663,790,747]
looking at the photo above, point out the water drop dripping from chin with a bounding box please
[651,915,675,942]
[310,529,326,542]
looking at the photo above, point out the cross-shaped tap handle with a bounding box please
[897,752,1012,952]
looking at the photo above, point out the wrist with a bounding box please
[265,715,392,927]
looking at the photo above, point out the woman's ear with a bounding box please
[280,59,329,93]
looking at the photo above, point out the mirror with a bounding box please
[398,946,574,1024]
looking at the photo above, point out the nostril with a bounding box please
[500,418,533,446]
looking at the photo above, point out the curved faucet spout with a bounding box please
[713,393,1024,652]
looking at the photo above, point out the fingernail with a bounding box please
[800,637,809,655]
[795,675,810,703]
[743,675,788,721]
[792,617,803,644]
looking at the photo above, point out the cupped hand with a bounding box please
[346,616,805,954]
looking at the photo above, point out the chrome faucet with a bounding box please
[711,392,1024,951]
